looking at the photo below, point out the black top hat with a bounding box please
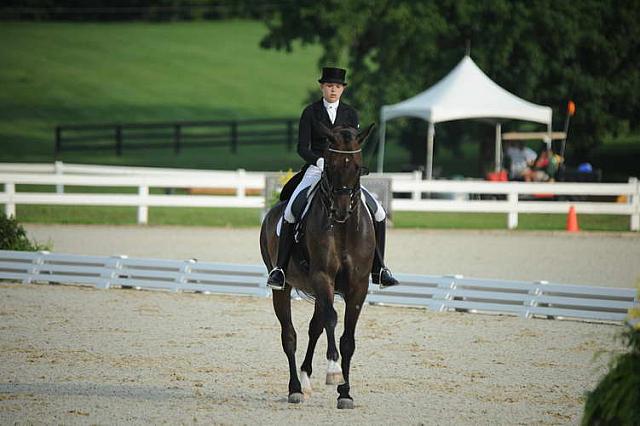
[318,67,347,85]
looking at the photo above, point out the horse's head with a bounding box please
[319,123,375,223]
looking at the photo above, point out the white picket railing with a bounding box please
[0,168,265,224]
[1,250,637,323]
[389,175,639,230]
[1,162,638,230]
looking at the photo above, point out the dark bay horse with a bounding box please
[259,123,376,409]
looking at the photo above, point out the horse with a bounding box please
[259,123,376,409]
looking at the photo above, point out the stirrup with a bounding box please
[267,267,286,290]
[377,267,399,290]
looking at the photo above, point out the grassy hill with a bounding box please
[0,21,329,169]
[1,21,637,178]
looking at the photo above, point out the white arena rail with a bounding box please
[389,174,640,231]
[0,171,265,223]
[1,162,638,230]
[1,250,637,323]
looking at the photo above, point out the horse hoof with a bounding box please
[288,392,304,404]
[337,398,354,409]
[326,372,345,385]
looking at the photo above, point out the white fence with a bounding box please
[1,250,637,323]
[0,162,638,230]
[389,174,639,230]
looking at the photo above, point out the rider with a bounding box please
[267,66,399,290]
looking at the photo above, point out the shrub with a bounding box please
[0,214,50,251]
[581,290,640,425]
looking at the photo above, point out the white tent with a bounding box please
[378,55,553,178]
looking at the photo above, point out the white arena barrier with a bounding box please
[1,250,637,324]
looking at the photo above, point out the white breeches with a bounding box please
[283,165,386,224]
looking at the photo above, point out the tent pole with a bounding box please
[426,121,434,180]
[494,122,502,172]
[377,114,386,173]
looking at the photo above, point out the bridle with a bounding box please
[320,146,362,224]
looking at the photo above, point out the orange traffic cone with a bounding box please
[566,205,579,232]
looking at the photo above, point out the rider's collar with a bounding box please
[323,98,340,110]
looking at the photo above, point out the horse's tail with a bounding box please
[259,223,272,271]
[293,288,346,304]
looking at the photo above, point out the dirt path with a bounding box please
[1,224,637,424]
[0,282,624,424]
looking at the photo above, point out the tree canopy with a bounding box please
[260,0,640,167]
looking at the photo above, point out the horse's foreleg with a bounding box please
[337,287,367,409]
[324,299,344,386]
[309,272,343,386]
[272,286,303,403]
[320,288,343,386]
[299,305,324,396]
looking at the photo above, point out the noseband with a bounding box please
[320,147,362,224]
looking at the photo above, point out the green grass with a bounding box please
[7,205,631,232]
[0,21,322,169]
[14,205,262,227]
[1,21,637,178]
[393,212,630,232]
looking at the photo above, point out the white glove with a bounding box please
[316,157,325,170]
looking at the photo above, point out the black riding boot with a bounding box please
[371,219,399,288]
[267,221,296,290]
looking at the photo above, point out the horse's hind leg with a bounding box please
[337,286,368,409]
[272,286,303,403]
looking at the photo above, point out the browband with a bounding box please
[328,148,362,154]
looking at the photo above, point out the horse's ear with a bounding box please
[317,121,336,142]
[358,123,376,144]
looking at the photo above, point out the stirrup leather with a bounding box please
[267,267,286,290]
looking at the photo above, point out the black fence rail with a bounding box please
[54,118,298,156]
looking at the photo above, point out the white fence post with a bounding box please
[4,182,15,218]
[412,170,422,200]
[55,161,64,194]
[138,185,149,224]
[237,169,246,199]
[507,191,518,229]
[630,177,639,231]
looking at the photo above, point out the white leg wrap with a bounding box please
[300,370,312,395]
[327,359,342,374]
[326,359,345,385]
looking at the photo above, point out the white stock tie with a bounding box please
[327,105,336,124]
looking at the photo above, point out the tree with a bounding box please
[260,0,640,170]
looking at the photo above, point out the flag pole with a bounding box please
[560,100,575,158]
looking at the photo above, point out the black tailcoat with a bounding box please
[297,99,359,165]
